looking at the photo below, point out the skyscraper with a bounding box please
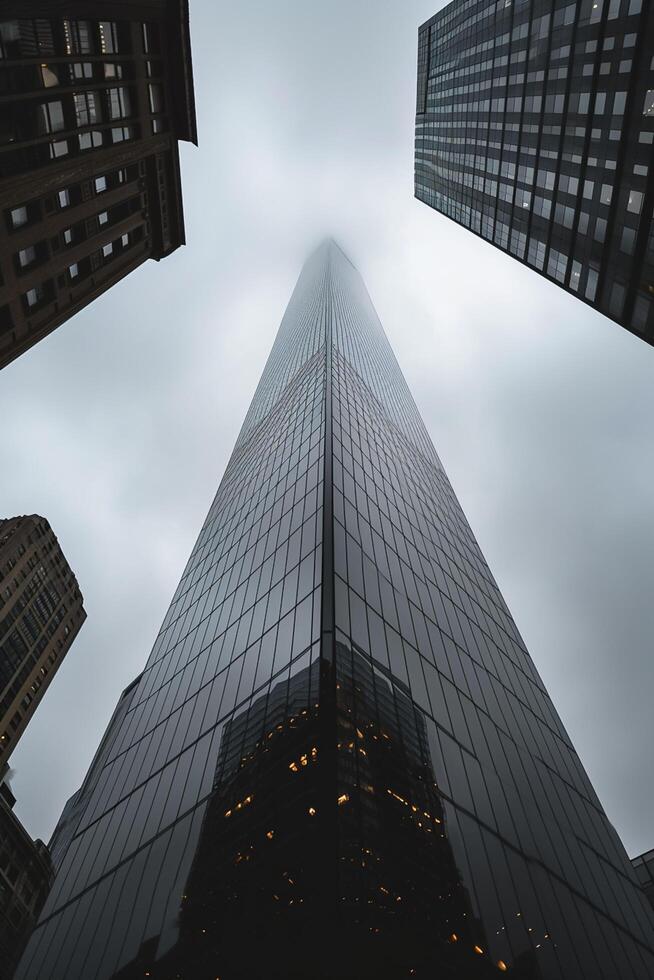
[0,515,86,762]
[415,0,654,345]
[0,2,197,370]
[0,514,84,974]
[17,241,654,979]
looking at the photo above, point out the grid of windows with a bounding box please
[415,0,654,344]
[16,242,654,979]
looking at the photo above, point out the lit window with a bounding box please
[102,242,113,258]
[18,246,36,268]
[94,176,107,193]
[10,206,28,228]
[644,90,654,116]
[68,263,79,279]
[98,211,108,225]
[63,228,73,245]
[40,64,59,88]
[78,131,102,150]
[98,21,119,54]
[58,189,71,208]
[121,233,129,247]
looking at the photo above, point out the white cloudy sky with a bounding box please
[1,0,653,859]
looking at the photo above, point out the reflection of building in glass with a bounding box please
[115,653,504,979]
[632,850,654,912]
[0,515,85,763]
[0,3,196,369]
[17,241,654,978]
[415,0,654,344]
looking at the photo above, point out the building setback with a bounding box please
[0,1,197,370]
[415,0,654,345]
[0,515,85,762]
[16,241,654,979]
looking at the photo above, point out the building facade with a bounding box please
[0,515,86,763]
[0,774,53,980]
[16,241,654,979]
[415,0,654,345]
[0,1,197,369]
[632,849,654,912]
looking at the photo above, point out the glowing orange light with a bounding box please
[308,806,317,816]
[473,945,484,955]
[337,793,349,805]
[266,830,274,839]
[449,933,458,943]
[498,962,508,972]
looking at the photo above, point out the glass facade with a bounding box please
[415,0,654,345]
[16,241,654,978]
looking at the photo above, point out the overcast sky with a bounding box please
[1,0,652,859]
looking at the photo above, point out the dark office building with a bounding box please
[16,241,654,979]
[0,515,85,762]
[0,771,53,980]
[632,849,654,912]
[0,2,197,369]
[415,0,654,344]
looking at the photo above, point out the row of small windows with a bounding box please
[0,18,161,60]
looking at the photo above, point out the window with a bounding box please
[10,206,27,228]
[111,125,132,143]
[102,242,113,258]
[643,91,654,116]
[627,190,643,214]
[108,87,131,120]
[142,23,160,54]
[58,189,70,208]
[25,286,43,308]
[148,83,163,114]
[599,184,613,205]
[38,100,65,134]
[18,246,36,268]
[121,233,129,248]
[0,21,22,60]
[49,139,68,159]
[98,211,108,226]
[63,228,73,245]
[104,63,123,79]
[620,227,636,254]
[94,176,107,194]
[98,21,119,54]
[73,91,100,126]
[68,263,79,280]
[78,131,102,150]
[40,65,59,88]
[63,20,93,55]
[69,62,92,81]
[612,92,627,115]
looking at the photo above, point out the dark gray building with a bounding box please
[16,241,654,979]
[632,849,654,912]
[415,0,654,344]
